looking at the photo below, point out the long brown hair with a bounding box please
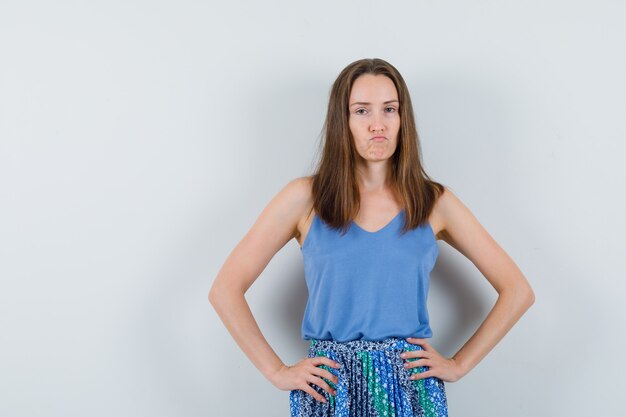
[310,58,445,235]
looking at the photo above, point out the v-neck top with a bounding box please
[300,209,439,342]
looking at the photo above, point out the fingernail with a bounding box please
[400,353,406,358]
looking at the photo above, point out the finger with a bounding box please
[302,385,327,403]
[410,369,435,381]
[312,356,341,369]
[307,374,336,396]
[405,358,430,370]
[311,367,339,385]
[308,358,340,384]
[406,337,430,351]
[305,378,332,402]
[401,349,429,360]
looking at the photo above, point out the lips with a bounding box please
[371,136,387,142]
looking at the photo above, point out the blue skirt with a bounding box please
[289,337,448,417]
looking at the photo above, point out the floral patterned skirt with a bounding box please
[289,337,448,417]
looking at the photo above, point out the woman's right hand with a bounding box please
[270,357,341,403]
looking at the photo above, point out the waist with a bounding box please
[308,336,425,354]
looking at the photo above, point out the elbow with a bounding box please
[208,287,226,309]
[501,281,535,309]
[526,286,536,307]
[208,289,226,314]
[208,282,243,309]
[208,282,222,307]
[208,288,217,305]
[518,282,535,309]
[528,285,535,305]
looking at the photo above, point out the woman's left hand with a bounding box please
[401,337,465,383]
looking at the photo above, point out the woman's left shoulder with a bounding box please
[434,184,454,206]
[431,185,488,246]
[429,185,464,240]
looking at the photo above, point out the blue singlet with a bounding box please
[299,209,439,342]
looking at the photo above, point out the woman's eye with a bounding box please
[355,108,367,115]
[385,107,397,113]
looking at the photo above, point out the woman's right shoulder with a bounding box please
[279,177,315,240]
[283,176,315,247]
[281,175,314,203]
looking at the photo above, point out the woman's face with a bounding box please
[348,74,400,163]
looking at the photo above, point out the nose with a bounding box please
[370,115,384,134]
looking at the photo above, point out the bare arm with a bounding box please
[208,177,313,383]
[438,186,536,377]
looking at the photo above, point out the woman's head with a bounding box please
[311,58,444,233]
[348,73,401,164]
[323,58,417,170]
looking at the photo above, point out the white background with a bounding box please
[1,1,624,416]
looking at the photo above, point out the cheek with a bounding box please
[348,118,355,132]
[391,118,401,135]
[348,118,366,139]
[348,117,360,130]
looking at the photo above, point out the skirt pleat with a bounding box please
[289,337,448,417]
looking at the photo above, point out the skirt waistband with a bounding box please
[308,336,424,354]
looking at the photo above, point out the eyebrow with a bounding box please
[349,100,399,107]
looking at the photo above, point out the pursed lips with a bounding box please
[371,136,387,142]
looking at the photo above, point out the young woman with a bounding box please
[209,58,535,417]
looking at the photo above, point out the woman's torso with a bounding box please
[296,177,442,342]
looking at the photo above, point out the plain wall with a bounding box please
[1,0,624,416]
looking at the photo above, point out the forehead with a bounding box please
[349,74,398,101]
